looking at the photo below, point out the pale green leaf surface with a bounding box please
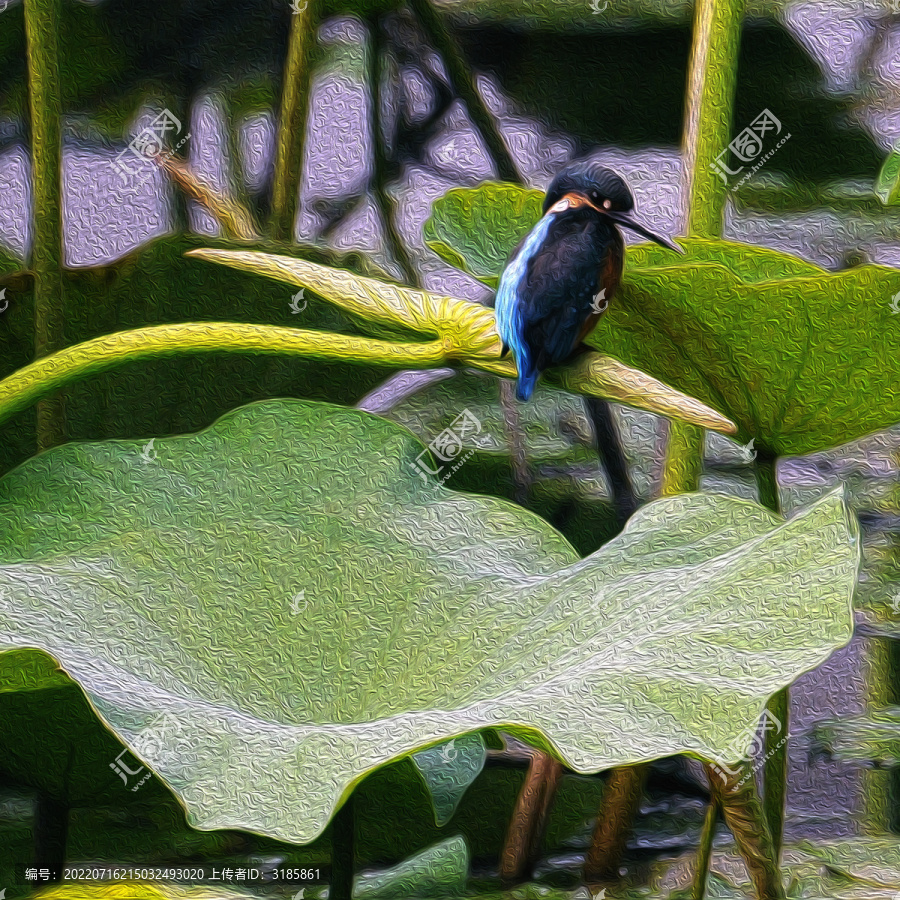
[0,400,857,843]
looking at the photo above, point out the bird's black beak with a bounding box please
[607,212,684,253]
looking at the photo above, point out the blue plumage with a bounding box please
[494,159,681,401]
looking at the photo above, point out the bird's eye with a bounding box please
[603,199,612,210]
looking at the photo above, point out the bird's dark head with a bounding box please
[542,159,682,252]
[543,160,634,215]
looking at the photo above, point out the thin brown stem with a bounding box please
[584,764,648,884]
[500,750,563,885]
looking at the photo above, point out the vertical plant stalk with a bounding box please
[368,15,420,287]
[407,0,519,183]
[33,743,72,880]
[271,0,318,241]
[500,749,563,885]
[676,0,784,894]
[690,794,719,900]
[499,379,531,505]
[165,90,192,234]
[660,421,704,498]
[223,95,254,218]
[24,0,66,451]
[331,792,355,900]
[586,397,639,522]
[705,763,785,900]
[755,453,788,862]
[33,793,69,881]
[681,0,744,238]
[860,633,892,833]
[584,765,648,884]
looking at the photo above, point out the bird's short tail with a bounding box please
[515,365,540,401]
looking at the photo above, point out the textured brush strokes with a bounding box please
[0,399,857,844]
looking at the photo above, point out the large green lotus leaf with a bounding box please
[425,183,900,455]
[423,184,544,286]
[0,399,856,844]
[423,183,823,289]
[591,260,900,455]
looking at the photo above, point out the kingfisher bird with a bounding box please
[494,159,681,401]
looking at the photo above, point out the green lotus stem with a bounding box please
[660,421,704,496]
[691,797,718,900]
[0,324,446,430]
[24,0,66,451]
[706,762,785,900]
[549,356,736,435]
[223,94,254,215]
[184,251,738,433]
[682,0,744,237]
[271,0,318,241]
[755,452,788,862]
